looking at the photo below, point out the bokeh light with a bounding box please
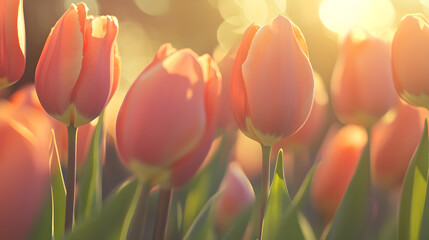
[134,0,170,16]
[319,0,395,35]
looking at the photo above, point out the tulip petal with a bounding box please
[230,24,260,141]
[35,4,85,124]
[72,16,118,126]
[0,0,25,88]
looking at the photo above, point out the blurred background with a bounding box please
[1,0,428,238]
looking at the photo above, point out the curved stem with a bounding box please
[65,125,77,231]
[258,144,271,239]
[153,188,173,240]
[128,182,151,240]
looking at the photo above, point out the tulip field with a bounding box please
[2,0,429,239]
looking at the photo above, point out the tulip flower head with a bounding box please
[116,44,221,188]
[311,125,368,220]
[230,15,314,146]
[392,14,429,109]
[215,162,255,234]
[35,2,120,127]
[331,29,396,127]
[0,0,26,89]
[371,101,425,190]
[0,101,51,240]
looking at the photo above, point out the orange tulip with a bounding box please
[331,29,396,127]
[392,14,429,109]
[0,0,25,89]
[215,162,255,234]
[0,101,51,240]
[310,125,367,220]
[35,2,120,127]
[371,100,425,190]
[116,44,221,188]
[230,15,314,146]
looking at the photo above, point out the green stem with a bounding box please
[258,144,271,239]
[153,188,173,240]
[65,125,77,231]
[128,182,150,240]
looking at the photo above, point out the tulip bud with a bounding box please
[0,0,25,89]
[0,101,50,240]
[215,162,255,234]
[230,15,314,146]
[116,44,221,188]
[391,14,429,109]
[35,2,120,127]
[331,29,396,127]
[310,125,367,220]
[371,100,425,190]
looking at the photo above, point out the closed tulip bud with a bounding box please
[371,101,425,190]
[230,15,314,146]
[35,2,120,127]
[0,0,25,89]
[392,14,429,109]
[215,162,255,234]
[116,44,221,188]
[331,29,396,127]
[311,125,367,220]
[0,101,50,240]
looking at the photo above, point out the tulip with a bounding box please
[391,14,429,109]
[116,43,220,188]
[0,0,25,89]
[0,101,51,240]
[331,29,396,127]
[310,125,367,220]
[35,2,120,127]
[371,100,425,190]
[215,162,255,234]
[230,16,314,238]
[230,15,314,147]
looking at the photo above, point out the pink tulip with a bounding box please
[230,15,314,146]
[392,14,429,109]
[371,100,425,190]
[0,101,51,240]
[215,162,255,234]
[331,29,396,127]
[116,44,220,188]
[310,125,367,220]
[0,0,26,89]
[35,2,120,127]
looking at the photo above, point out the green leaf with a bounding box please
[76,116,104,222]
[50,131,67,240]
[261,149,294,240]
[65,179,141,240]
[421,174,429,239]
[280,164,318,240]
[183,191,222,240]
[326,136,371,240]
[398,120,428,240]
[221,206,253,240]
